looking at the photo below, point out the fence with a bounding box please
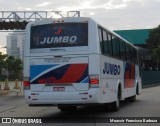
[0,79,23,96]
[142,70,160,87]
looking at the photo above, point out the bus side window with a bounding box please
[102,30,108,55]
[129,45,132,63]
[130,47,136,64]
[119,41,126,60]
[125,44,130,62]
[134,49,138,64]
[98,28,104,54]
[112,36,117,58]
[112,36,120,59]
[117,38,120,59]
[107,33,113,56]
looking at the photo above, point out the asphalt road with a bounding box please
[0,86,160,126]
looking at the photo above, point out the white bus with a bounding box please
[23,17,142,111]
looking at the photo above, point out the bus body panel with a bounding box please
[100,55,123,103]
[25,53,104,105]
[24,88,102,105]
[23,17,142,107]
[99,55,141,102]
[30,56,89,91]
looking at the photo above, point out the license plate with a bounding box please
[53,87,65,91]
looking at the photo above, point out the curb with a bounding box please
[0,90,9,96]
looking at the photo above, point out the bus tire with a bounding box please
[136,84,140,95]
[58,105,77,112]
[111,88,120,112]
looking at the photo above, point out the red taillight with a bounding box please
[23,81,30,90]
[90,79,99,84]
[89,75,99,87]
[23,81,30,86]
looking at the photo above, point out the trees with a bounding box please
[0,54,23,80]
[12,58,23,79]
[0,52,7,75]
[5,56,23,79]
[152,46,160,62]
[146,25,160,61]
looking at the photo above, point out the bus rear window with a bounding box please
[30,23,88,49]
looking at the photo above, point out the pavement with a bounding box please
[0,89,23,96]
[0,90,9,96]
[1,86,160,126]
[0,82,23,96]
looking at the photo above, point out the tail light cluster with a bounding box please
[23,78,30,90]
[89,74,99,88]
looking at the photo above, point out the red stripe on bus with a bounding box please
[124,64,135,88]
[38,64,88,84]
[54,64,88,83]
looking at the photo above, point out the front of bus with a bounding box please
[23,17,101,109]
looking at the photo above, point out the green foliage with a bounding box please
[12,58,23,79]
[152,46,160,61]
[146,25,160,61]
[0,54,23,80]
[0,52,7,74]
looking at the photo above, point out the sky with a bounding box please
[0,0,160,51]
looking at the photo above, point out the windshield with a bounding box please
[30,23,88,49]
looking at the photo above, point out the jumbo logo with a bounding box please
[54,26,62,35]
[103,62,121,75]
[40,36,77,44]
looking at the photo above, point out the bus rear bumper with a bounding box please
[24,88,101,106]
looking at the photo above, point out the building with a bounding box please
[6,32,25,59]
[115,29,150,47]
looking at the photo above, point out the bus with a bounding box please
[23,17,142,111]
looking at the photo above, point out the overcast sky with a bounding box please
[0,0,160,48]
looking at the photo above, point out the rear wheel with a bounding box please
[136,84,140,95]
[111,88,120,112]
[58,105,77,112]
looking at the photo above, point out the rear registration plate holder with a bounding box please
[53,87,65,91]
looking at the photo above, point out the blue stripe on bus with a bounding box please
[80,76,89,83]
[30,64,58,80]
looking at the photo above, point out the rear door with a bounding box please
[30,56,89,92]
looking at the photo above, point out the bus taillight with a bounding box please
[23,81,30,90]
[89,75,99,88]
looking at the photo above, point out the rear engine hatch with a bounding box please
[30,56,89,91]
